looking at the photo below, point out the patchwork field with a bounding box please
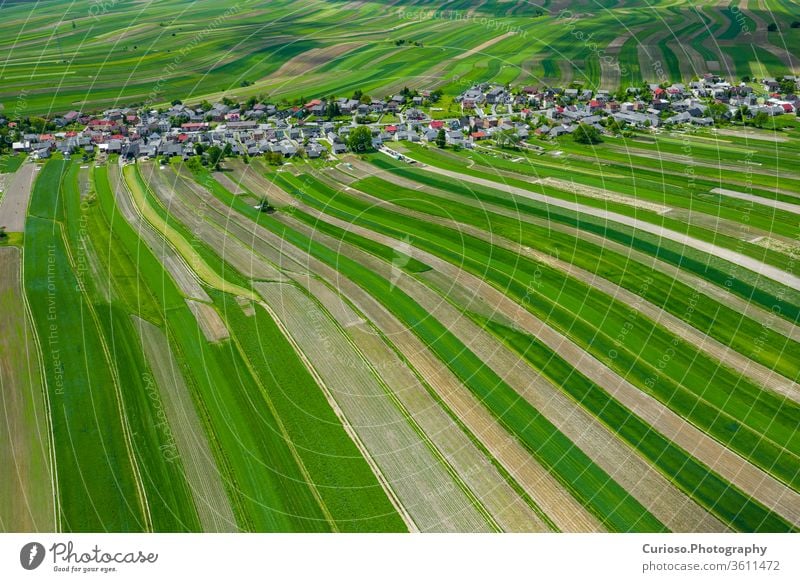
[0,0,797,115]
[1,0,799,535]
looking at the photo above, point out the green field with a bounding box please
[2,1,799,535]
[0,0,797,115]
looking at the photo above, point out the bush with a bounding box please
[572,124,602,144]
[347,126,374,153]
[767,23,778,32]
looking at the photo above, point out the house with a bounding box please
[306,141,326,158]
[422,129,439,142]
[445,130,464,146]
[485,86,507,104]
[470,130,487,140]
[613,111,660,127]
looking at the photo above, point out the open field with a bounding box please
[2,0,799,535]
[0,0,797,115]
[0,246,55,532]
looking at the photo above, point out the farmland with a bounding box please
[0,0,798,115]
[1,0,799,535]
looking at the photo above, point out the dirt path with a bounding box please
[135,317,238,532]
[419,163,800,291]
[711,187,800,216]
[453,31,516,61]
[0,246,56,532]
[0,163,36,232]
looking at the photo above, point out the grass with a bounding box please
[351,173,800,386]
[0,246,55,532]
[0,154,25,174]
[229,171,670,532]
[94,163,338,531]
[0,0,790,115]
[123,164,256,299]
[24,160,146,531]
[217,290,408,532]
[480,315,795,532]
[371,153,800,326]
[90,166,204,531]
[276,169,800,492]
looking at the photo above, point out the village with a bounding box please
[3,73,799,163]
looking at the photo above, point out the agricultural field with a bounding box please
[0,0,799,536]
[0,0,798,115]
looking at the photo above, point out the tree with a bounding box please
[495,128,520,149]
[779,77,797,95]
[0,226,7,241]
[256,197,275,213]
[325,101,341,120]
[572,124,602,144]
[707,102,728,123]
[767,23,778,32]
[791,21,800,28]
[435,128,446,148]
[734,105,749,122]
[265,151,283,166]
[194,143,205,156]
[206,145,224,169]
[347,126,374,153]
[186,156,203,172]
[752,111,769,128]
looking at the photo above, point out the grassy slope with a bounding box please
[277,168,800,493]
[273,170,794,531]
[222,170,668,532]
[24,160,145,531]
[90,166,202,531]
[116,162,404,531]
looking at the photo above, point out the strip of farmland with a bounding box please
[0,246,56,532]
[270,168,797,531]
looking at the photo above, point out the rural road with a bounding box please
[420,164,800,291]
[0,163,36,232]
[711,187,800,216]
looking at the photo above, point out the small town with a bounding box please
[3,73,798,164]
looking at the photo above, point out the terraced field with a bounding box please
[0,0,797,115]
